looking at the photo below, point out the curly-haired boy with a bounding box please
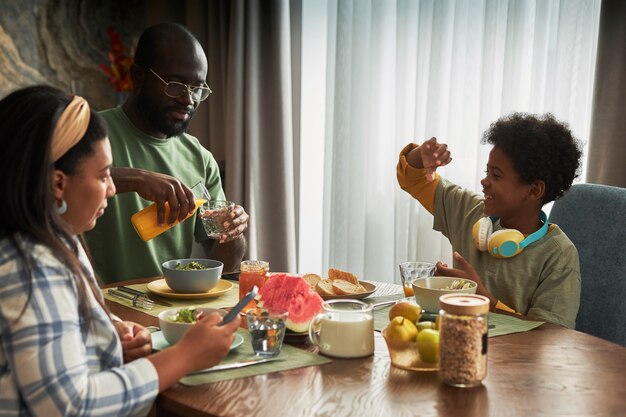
[397,112,583,328]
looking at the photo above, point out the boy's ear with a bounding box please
[528,180,545,201]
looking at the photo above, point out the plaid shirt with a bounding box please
[0,234,158,416]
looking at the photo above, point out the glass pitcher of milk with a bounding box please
[309,299,374,358]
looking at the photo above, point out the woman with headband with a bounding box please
[0,86,240,416]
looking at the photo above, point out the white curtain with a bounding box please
[297,0,601,284]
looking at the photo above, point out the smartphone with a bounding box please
[220,285,258,325]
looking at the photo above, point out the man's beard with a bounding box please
[136,91,195,138]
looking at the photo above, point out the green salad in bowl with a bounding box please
[175,261,208,271]
[158,307,227,345]
[161,258,223,293]
[167,307,199,323]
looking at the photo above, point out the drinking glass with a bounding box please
[399,261,436,297]
[246,307,288,356]
[199,200,235,238]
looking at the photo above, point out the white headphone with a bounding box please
[472,211,549,259]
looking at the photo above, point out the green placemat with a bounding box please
[179,329,332,386]
[373,304,544,337]
[487,313,544,337]
[103,280,240,317]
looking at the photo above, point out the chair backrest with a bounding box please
[548,183,626,346]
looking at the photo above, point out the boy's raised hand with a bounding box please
[420,137,452,182]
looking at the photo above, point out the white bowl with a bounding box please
[162,258,223,293]
[158,307,226,345]
[411,276,478,312]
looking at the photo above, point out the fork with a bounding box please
[117,286,173,307]
[107,289,154,310]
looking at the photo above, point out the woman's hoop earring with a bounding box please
[57,199,68,214]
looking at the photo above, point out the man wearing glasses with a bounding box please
[86,23,248,284]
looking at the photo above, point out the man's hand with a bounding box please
[113,320,153,363]
[111,167,195,225]
[219,205,249,243]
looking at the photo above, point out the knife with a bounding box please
[189,357,284,374]
[117,286,173,307]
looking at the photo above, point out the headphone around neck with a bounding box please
[472,211,549,259]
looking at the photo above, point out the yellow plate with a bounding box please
[146,278,233,299]
[320,281,377,300]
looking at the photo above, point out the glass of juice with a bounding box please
[239,260,269,310]
[399,261,436,297]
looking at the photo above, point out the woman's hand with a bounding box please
[113,320,153,362]
[176,312,241,370]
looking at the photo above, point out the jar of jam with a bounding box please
[239,260,269,308]
[438,293,490,387]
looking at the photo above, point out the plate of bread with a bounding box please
[304,268,377,300]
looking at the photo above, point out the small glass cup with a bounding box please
[199,200,235,238]
[399,261,436,297]
[246,307,288,356]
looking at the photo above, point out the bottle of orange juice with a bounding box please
[131,199,206,241]
[131,182,210,241]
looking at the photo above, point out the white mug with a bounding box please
[309,299,374,358]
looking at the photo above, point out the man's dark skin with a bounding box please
[110,24,247,272]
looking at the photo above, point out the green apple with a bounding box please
[417,328,440,363]
[416,321,435,332]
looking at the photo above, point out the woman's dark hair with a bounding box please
[481,112,583,205]
[0,85,108,321]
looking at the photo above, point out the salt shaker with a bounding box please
[438,293,490,387]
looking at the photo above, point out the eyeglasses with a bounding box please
[149,68,212,102]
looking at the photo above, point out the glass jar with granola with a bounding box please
[438,293,490,387]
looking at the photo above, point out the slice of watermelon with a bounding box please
[257,273,324,333]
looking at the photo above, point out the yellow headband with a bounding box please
[50,95,91,163]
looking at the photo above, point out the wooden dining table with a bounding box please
[106,278,626,417]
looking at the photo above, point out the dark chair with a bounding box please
[548,183,626,346]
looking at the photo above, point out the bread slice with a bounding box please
[315,279,336,296]
[328,268,359,285]
[303,273,322,289]
[331,279,365,295]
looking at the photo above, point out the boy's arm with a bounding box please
[396,143,440,214]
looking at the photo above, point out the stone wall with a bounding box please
[0,0,145,110]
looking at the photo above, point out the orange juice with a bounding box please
[403,285,414,297]
[131,198,206,241]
